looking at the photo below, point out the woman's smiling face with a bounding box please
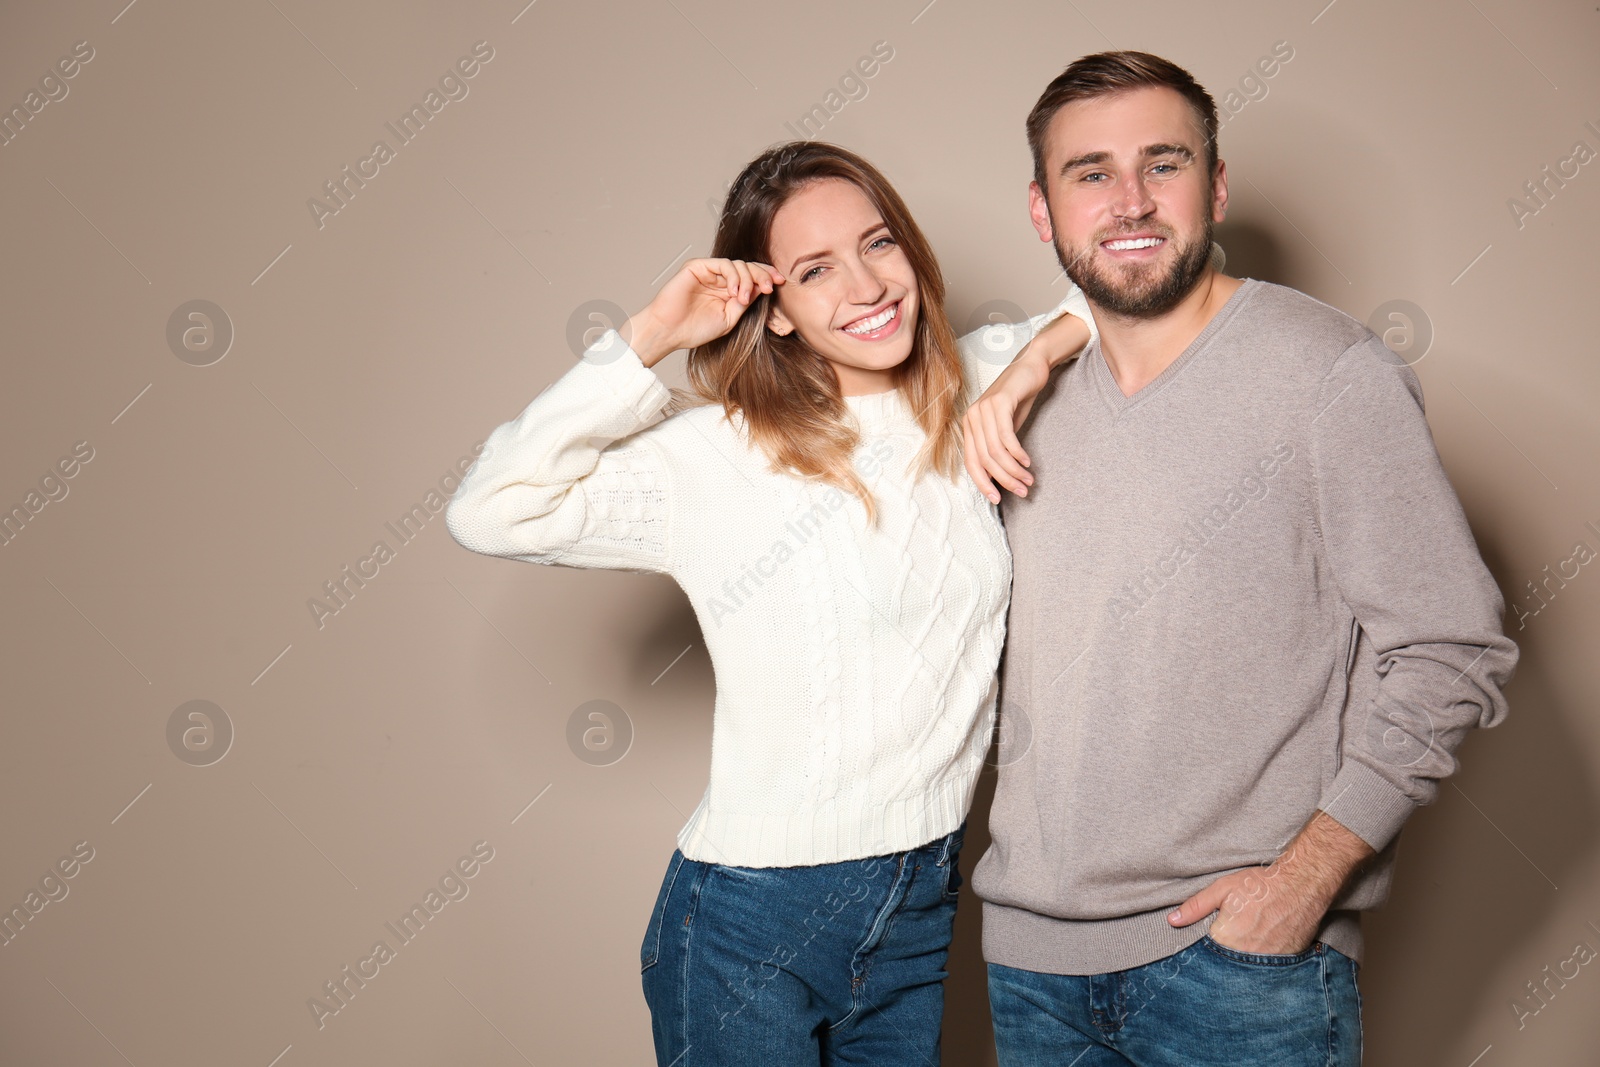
[765,178,921,396]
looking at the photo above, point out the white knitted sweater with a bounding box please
[446,292,1096,867]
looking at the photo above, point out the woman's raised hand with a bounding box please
[620,258,785,368]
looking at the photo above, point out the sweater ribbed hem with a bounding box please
[981,901,1365,975]
[675,772,974,868]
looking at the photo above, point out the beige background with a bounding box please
[1,1,1596,1063]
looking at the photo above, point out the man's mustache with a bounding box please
[1058,226,1179,274]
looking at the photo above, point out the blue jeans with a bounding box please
[639,821,967,1065]
[988,935,1362,1066]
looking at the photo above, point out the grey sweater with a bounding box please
[970,278,1518,975]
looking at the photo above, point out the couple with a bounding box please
[446,50,1517,1067]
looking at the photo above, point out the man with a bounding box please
[956,51,1518,1065]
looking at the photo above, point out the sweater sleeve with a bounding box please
[445,330,676,575]
[1308,334,1518,852]
[955,283,1099,406]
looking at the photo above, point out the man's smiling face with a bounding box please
[1030,85,1226,318]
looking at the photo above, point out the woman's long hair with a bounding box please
[667,142,966,527]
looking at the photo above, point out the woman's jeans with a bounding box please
[640,821,966,1066]
[987,933,1363,1066]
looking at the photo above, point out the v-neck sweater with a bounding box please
[970,278,1518,974]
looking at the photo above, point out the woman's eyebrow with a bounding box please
[789,222,889,273]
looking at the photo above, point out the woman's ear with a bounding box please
[766,302,795,337]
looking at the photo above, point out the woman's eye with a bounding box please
[868,235,895,251]
[802,265,825,282]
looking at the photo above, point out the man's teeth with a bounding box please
[1105,237,1163,250]
[845,303,897,334]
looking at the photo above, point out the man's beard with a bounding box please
[1054,215,1214,319]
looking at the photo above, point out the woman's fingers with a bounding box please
[682,258,784,302]
[733,260,755,304]
[990,402,1033,482]
[965,408,1017,502]
[686,258,783,304]
[962,416,1000,504]
[960,392,1039,503]
[977,401,1032,497]
[748,261,783,293]
[684,258,731,296]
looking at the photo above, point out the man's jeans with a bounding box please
[640,821,966,1066]
[988,934,1362,1066]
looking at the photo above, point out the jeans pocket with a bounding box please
[640,851,686,974]
[943,852,964,900]
[1200,933,1322,967]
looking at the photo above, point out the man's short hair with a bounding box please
[1026,51,1220,196]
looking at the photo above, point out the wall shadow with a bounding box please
[943,759,1002,1067]
[1360,532,1599,1066]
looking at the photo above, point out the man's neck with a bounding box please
[1093,270,1245,398]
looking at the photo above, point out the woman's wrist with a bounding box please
[1026,313,1091,369]
[618,312,674,369]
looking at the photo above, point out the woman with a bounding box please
[445,142,1093,1065]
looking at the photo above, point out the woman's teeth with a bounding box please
[844,303,897,334]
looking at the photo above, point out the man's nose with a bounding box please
[1112,172,1155,218]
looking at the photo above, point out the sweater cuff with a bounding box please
[1318,759,1417,852]
[583,329,674,422]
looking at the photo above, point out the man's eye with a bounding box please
[1150,162,1178,174]
[1082,172,1107,183]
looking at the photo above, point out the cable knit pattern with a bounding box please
[578,445,668,564]
[447,289,1094,866]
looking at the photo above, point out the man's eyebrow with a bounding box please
[1058,143,1196,175]
[788,222,890,273]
